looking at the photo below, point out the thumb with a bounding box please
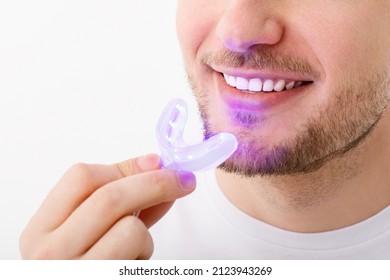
[114,153,162,176]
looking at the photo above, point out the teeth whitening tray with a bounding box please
[156,98,238,172]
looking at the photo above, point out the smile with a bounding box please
[222,73,312,93]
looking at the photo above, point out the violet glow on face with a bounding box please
[189,49,390,177]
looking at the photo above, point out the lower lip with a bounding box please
[214,73,314,112]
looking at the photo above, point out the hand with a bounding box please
[19,154,196,259]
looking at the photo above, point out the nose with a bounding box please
[216,1,284,53]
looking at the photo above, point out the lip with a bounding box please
[212,69,315,112]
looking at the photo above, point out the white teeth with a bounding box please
[222,73,307,93]
[223,73,229,83]
[236,77,249,90]
[248,78,262,92]
[285,81,295,90]
[263,80,274,92]
[228,75,236,87]
[274,80,286,92]
[294,81,303,88]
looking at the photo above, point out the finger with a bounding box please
[138,201,175,228]
[80,216,153,260]
[52,169,196,257]
[27,154,161,232]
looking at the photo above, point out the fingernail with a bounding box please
[176,171,196,189]
[137,154,161,171]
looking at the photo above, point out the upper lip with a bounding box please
[210,66,315,82]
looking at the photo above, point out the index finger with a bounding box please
[28,154,161,232]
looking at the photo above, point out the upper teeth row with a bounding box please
[223,73,304,93]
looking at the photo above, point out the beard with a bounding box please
[188,49,390,177]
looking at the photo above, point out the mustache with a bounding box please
[201,48,320,79]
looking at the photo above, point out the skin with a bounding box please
[20,155,196,259]
[20,0,390,259]
[176,0,390,232]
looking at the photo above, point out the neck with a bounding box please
[216,112,390,233]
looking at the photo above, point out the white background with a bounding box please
[0,0,202,259]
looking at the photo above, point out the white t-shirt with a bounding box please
[150,171,390,259]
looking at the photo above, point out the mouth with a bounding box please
[221,72,313,94]
[209,68,317,114]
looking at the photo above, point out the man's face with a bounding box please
[176,1,390,176]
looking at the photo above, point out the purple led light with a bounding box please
[156,98,238,172]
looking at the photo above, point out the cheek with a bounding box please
[299,5,389,89]
[176,0,221,66]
